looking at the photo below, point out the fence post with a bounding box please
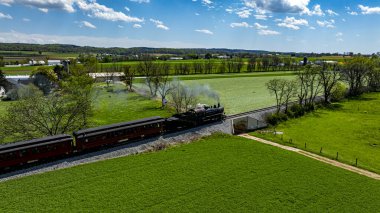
[305,143,307,149]
[320,147,323,154]
[336,152,339,160]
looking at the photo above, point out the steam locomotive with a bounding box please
[0,105,224,172]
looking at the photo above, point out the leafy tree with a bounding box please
[341,57,374,96]
[266,79,298,114]
[297,66,322,106]
[319,65,341,104]
[122,65,136,91]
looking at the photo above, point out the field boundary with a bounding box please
[239,134,380,180]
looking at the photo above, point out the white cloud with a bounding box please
[77,0,143,23]
[195,29,214,35]
[4,0,76,13]
[0,0,12,6]
[118,25,124,28]
[316,19,335,28]
[22,18,30,22]
[0,30,204,48]
[133,24,142,28]
[306,4,324,16]
[124,7,130,12]
[79,20,96,29]
[38,8,48,13]
[236,9,252,18]
[254,23,268,29]
[230,22,251,28]
[277,16,308,30]
[336,32,343,42]
[244,0,310,14]
[254,14,267,20]
[258,29,280,35]
[129,0,150,3]
[201,0,213,8]
[359,5,380,15]
[326,9,338,16]
[2,0,143,23]
[348,11,358,16]
[150,19,169,30]
[0,12,12,19]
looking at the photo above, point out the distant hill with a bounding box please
[0,43,270,56]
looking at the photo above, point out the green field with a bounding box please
[90,83,172,126]
[184,75,296,114]
[1,134,380,212]
[252,92,380,173]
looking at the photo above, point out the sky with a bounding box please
[0,0,380,53]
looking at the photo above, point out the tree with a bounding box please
[1,79,93,141]
[319,65,341,104]
[341,57,374,96]
[297,66,322,106]
[30,66,58,95]
[122,65,136,91]
[368,69,380,92]
[169,80,198,113]
[157,64,173,108]
[204,59,214,74]
[137,59,159,97]
[266,79,297,114]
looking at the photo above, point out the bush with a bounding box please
[266,113,288,126]
[290,104,305,118]
[331,82,347,102]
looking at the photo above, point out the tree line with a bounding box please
[266,56,380,125]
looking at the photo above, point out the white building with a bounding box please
[48,60,61,66]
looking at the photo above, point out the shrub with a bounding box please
[331,82,347,102]
[266,113,288,126]
[290,104,305,118]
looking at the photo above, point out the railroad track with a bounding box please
[226,105,278,119]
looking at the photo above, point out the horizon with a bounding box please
[0,0,380,54]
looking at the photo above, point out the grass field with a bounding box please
[184,75,296,114]
[252,92,380,173]
[90,83,172,127]
[1,134,380,212]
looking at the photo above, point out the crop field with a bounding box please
[252,92,380,173]
[90,83,172,126]
[1,134,380,212]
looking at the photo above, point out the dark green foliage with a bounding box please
[289,104,305,117]
[266,112,288,126]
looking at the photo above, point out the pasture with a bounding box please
[1,134,380,212]
[252,92,380,173]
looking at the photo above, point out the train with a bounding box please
[0,104,224,172]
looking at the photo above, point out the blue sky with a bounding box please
[0,0,380,53]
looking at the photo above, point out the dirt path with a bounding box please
[239,134,380,180]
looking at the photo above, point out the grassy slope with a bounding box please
[252,92,380,173]
[1,134,380,212]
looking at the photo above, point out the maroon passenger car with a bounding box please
[0,135,73,171]
[73,117,165,151]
